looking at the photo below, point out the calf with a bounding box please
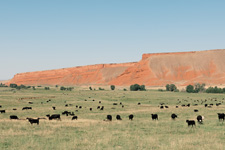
[0,110,6,113]
[151,114,158,120]
[129,114,134,120]
[27,118,39,125]
[72,116,78,120]
[197,115,204,124]
[218,113,225,121]
[171,114,177,120]
[10,115,19,120]
[116,115,122,120]
[186,120,196,127]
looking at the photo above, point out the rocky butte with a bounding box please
[7,49,225,86]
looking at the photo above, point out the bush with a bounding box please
[130,84,146,91]
[110,85,115,90]
[186,83,206,93]
[10,83,17,88]
[165,84,177,92]
[123,88,127,91]
[45,87,50,90]
[206,86,224,93]
[60,86,66,90]
[0,83,8,87]
[99,87,104,90]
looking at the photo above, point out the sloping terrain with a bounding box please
[7,49,225,86]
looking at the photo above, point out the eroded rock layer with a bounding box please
[7,49,225,86]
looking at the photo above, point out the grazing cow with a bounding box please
[13,108,17,110]
[106,115,112,121]
[197,115,204,124]
[129,114,134,120]
[116,115,122,120]
[0,105,2,108]
[47,114,61,120]
[186,120,196,127]
[22,107,32,110]
[90,108,92,111]
[113,103,118,105]
[52,106,56,110]
[72,116,78,120]
[181,104,186,107]
[28,102,33,104]
[218,113,225,121]
[187,104,190,107]
[97,106,100,109]
[138,103,141,105]
[165,106,169,108]
[205,104,208,107]
[62,111,70,116]
[122,105,124,108]
[120,102,122,105]
[171,114,177,120]
[65,104,68,107]
[160,106,164,109]
[194,109,199,112]
[176,106,179,108]
[79,106,82,109]
[151,114,158,120]
[10,115,19,120]
[99,101,101,103]
[76,105,78,108]
[27,118,39,125]
[100,106,104,110]
[0,110,6,113]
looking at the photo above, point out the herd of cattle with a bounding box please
[0,96,225,127]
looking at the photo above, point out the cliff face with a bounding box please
[7,49,225,86]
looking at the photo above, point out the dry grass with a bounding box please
[0,87,225,150]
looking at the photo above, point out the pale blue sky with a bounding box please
[1,0,225,80]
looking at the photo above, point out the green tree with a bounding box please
[110,85,115,90]
[166,84,170,91]
[140,85,146,91]
[186,85,194,93]
[89,87,92,90]
[170,84,177,91]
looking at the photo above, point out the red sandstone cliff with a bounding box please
[7,49,225,86]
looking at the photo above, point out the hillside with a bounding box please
[7,49,225,86]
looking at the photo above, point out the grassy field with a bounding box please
[0,87,225,150]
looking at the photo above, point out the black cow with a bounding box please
[194,109,199,112]
[97,106,100,109]
[218,113,225,121]
[138,103,141,105]
[72,116,78,120]
[10,115,19,120]
[47,114,61,120]
[116,115,122,120]
[129,114,134,120]
[107,115,112,121]
[151,114,158,120]
[99,101,101,103]
[90,108,92,111]
[171,114,177,120]
[0,110,6,113]
[62,111,71,116]
[113,103,118,105]
[28,102,33,104]
[165,106,169,108]
[13,108,17,111]
[100,106,104,110]
[79,106,82,109]
[186,120,196,127]
[22,107,32,110]
[0,105,2,108]
[197,115,204,124]
[160,106,164,109]
[27,118,39,125]
[52,106,56,110]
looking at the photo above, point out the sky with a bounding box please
[1,0,225,80]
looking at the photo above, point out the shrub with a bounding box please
[186,85,194,93]
[60,86,66,90]
[110,85,115,90]
[45,87,50,90]
[123,88,127,91]
[99,87,104,90]
[165,84,177,92]
[10,83,17,88]
[130,84,146,91]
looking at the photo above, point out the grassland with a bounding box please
[0,87,225,150]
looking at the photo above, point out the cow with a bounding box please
[10,115,19,120]
[79,106,82,109]
[22,107,32,110]
[194,109,199,112]
[62,111,70,116]
[99,101,101,103]
[106,115,112,121]
[0,105,2,108]
[46,114,61,120]
[0,110,6,113]
[197,115,204,124]
[138,103,141,105]
[171,114,177,120]
[116,115,122,120]
[160,106,164,109]
[72,116,78,120]
[113,103,118,105]
[218,113,225,121]
[165,106,169,108]
[28,102,33,104]
[100,106,104,110]
[151,114,158,120]
[90,108,92,111]
[52,106,56,110]
[27,118,39,125]
[129,114,134,120]
[13,108,17,111]
[97,106,100,109]
[186,120,196,127]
